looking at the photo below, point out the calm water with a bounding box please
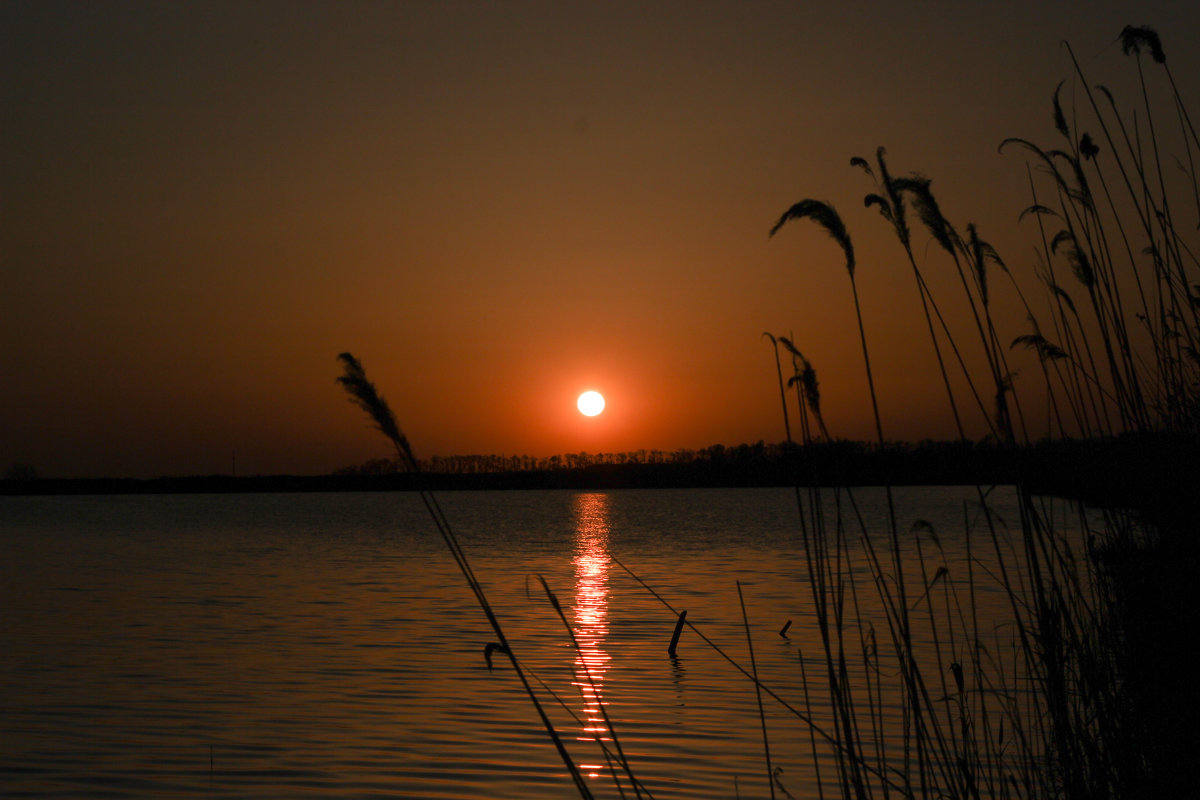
[1,487,1083,798]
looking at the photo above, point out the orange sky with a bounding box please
[3,1,1198,478]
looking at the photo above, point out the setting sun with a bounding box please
[577,391,605,417]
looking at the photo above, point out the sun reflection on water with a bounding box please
[571,492,611,778]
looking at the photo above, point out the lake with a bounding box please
[1,486,1090,798]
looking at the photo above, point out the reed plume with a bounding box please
[856,148,984,439]
[1119,25,1165,64]
[777,335,829,441]
[753,26,1200,800]
[335,352,598,800]
[769,199,883,446]
[769,199,855,278]
[335,353,414,467]
[763,332,794,444]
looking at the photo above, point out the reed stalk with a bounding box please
[754,25,1196,800]
[536,574,646,799]
[335,352,597,799]
[738,580,776,800]
[329,24,1192,800]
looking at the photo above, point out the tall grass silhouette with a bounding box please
[333,24,1194,800]
[336,352,648,800]
[757,23,1196,800]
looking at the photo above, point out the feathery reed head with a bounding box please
[1019,203,1061,223]
[910,519,943,550]
[893,176,956,256]
[1120,25,1165,63]
[1051,230,1095,287]
[770,199,856,278]
[1079,133,1100,160]
[1046,280,1079,315]
[876,147,912,217]
[777,335,807,365]
[335,352,415,466]
[779,337,826,433]
[967,223,990,307]
[1052,81,1069,138]
[864,193,896,225]
[788,364,824,423]
[1012,333,1069,362]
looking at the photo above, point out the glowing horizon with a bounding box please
[4,3,1196,478]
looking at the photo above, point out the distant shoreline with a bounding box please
[0,467,999,497]
[5,435,1192,510]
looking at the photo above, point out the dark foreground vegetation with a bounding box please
[754,22,1200,796]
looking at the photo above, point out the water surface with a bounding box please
[1,486,1073,798]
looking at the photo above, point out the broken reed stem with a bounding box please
[610,553,904,793]
[668,610,687,657]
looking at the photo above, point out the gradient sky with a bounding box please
[4,1,1198,478]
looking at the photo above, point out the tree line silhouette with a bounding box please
[332,437,1023,489]
[337,441,776,476]
[4,432,1189,497]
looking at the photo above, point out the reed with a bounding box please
[331,24,1193,800]
[751,22,1196,800]
[335,352,600,800]
[739,580,776,799]
[535,574,646,798]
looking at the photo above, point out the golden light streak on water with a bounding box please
[571,493,612,778]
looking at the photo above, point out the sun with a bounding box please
[577,391,605,417]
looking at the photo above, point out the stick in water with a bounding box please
[668,610,688,656]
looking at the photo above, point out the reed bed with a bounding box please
[758,25,1195,800]
[336,26,1194,800]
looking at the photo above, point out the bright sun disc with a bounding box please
[577,391,605,416]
